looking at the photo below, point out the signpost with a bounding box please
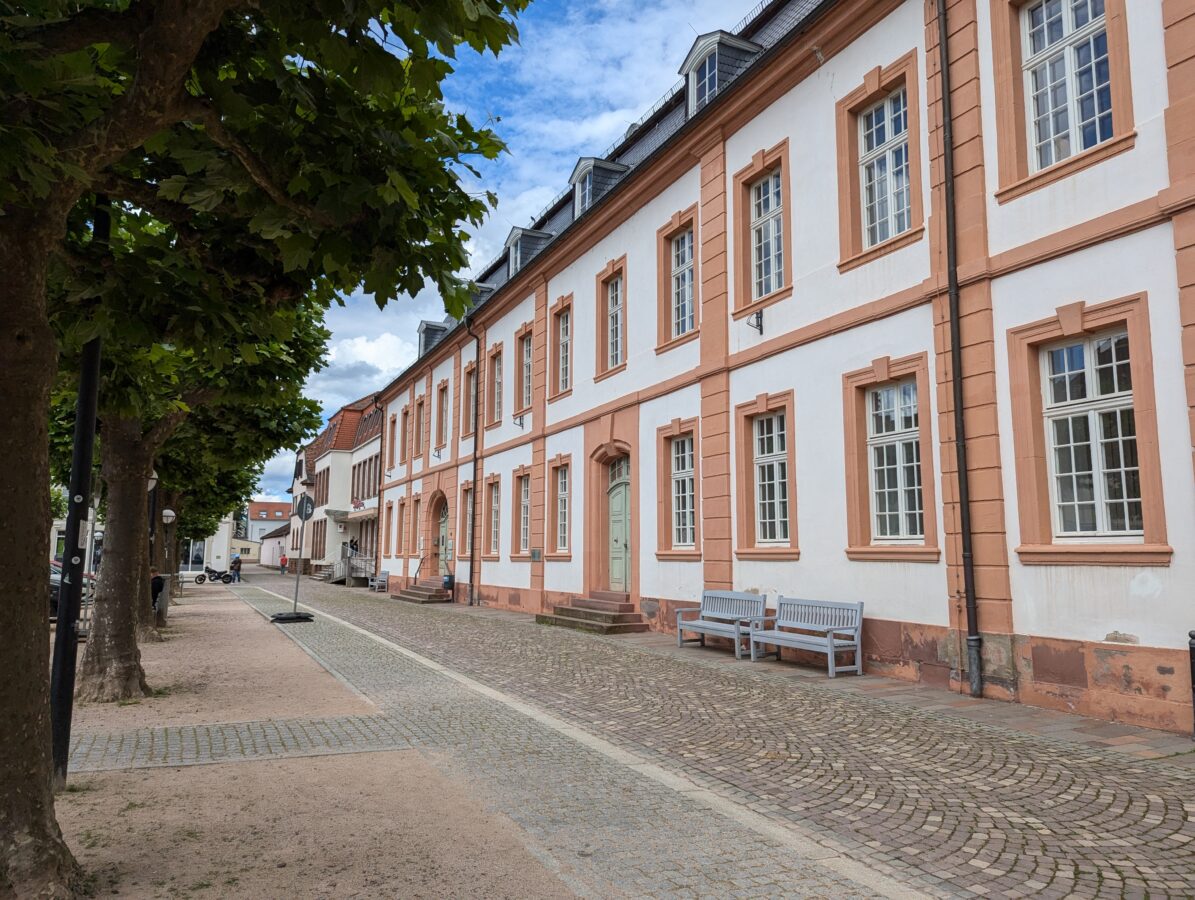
[272,494,315,624]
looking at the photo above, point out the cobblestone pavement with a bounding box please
[221,585,890,899]
[240,574,1195,899]
[70,714,411,771]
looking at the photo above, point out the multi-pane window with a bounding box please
[462,488,473,553]
[414,400,424,455]
[867,380,924,541]
[750,170,784,300]
[509,241,521,276]
[607,275,624,368]
[1042,331,1139,535]
[695,50,718,109]
[436,385,448,447]
[555,466,569,552]
[671,230,695,338]
[671,436,696,548]
[520,333,533,410]
[576,171,593,213]
[518,475,531,553]
[464,369,476,434]
[488,483,500,555]
[399,411,409,461]
[1022,0,1112,171]
[753,413,789,543]
[859,87,910,248]
[491,352,503,422]
[557,310,571,392]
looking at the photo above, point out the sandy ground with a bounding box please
[57,752,572,899]
[59,584,573,899]
[71,584,375,730]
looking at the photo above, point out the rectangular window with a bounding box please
[867,380,924,540]
[753,412,789,543]
[400,410,409,462]
[750,170,784,300]
[671,436,695,548]
[1022,0,1111,171]
[436,384,448,447]
[396,503,405,556]
[555,466,569,552]
[607,275,624,368]
[463,368,476,434]
[859,87,910,248]
[695,49,718,109]
[462,488,473,553]
[489,352,503,423]
[1041,331,1139,536]
[557,309,571,392]
[671,230,695,338]
[488,482,501,555]
[520,333,533,410]
[414,400,424,455]
[518,474,531,553]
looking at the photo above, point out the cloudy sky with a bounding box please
[254,0,756,499]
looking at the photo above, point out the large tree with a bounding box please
[0,2,525,895]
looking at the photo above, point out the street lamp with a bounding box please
[158,508,177,628]
[147,469,158,492]
[161,507,176,568]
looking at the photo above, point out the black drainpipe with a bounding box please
[936,0,982,698]
[464,315,482,606]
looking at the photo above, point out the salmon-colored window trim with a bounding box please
[513,321,534,415]
[399,406,411,464]
[435,379,449,450]
[383,501,394,558]
[842,353,940,562]
[486,343,503,429]
[1007,293,1171,566]
[413,397,425,457]
[457,481,474,560]
[546,453,572,560]
[386,414,397,469]
[394,499,406,559]
[834,50,925,273]
[509,464,532,560]
[655,418,702,560]
[549,294,573,402]
[409,494,421,557]
[461,361,477,438]
[733,390,799,560]
[482,474,501,561]
[595,256,629,379]
[656,205,701,352]
[990,0,1135,204]
[731,139,793,319]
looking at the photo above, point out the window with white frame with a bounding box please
[576,170,593,214]
[1042,331,1139,536]
[520,333,533,410]
[555,466,569,551]
[557,309,571,392]
[464,369,476,433]
[518,474,531,552]
[671,436,696,548]
[859,86,910,248]
[462,488,473,552]
[1022,0,1112,172]
[750,170,784,300]
[867,380,924,540]
[509,241,521,276]
[753,413,788,543]
[694,49,718,110]
[488,482,500,554]
[671,229,695,338]
[607,275,624,368]
[491,352,503,422]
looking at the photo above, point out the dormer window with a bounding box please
[576,170,593,214]
[504,228,553,279]
[694,49,718,109]
[509,241,521,276]
[570,158,628,217]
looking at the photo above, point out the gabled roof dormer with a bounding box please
[679,31,761,116]
[570,157,630,217]
[504,227,554,278]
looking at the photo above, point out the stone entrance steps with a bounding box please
[536,592,649,635]
[392,579,452,604]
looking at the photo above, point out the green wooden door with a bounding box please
[608,458,630,592]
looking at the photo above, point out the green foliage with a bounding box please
[49,483,67,519]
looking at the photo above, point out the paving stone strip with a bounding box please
[240,578,1195,900]
[225,585,892,899]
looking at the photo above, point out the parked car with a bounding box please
[49,561,95,620]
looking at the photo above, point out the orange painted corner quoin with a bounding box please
[733,390,799,561]
[731,139,794,320]
[834,49,926,272]
[988,0,1135,204]
[842,352,941,562]
[1006,294,1171,567]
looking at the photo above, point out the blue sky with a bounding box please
[254,0,756,499]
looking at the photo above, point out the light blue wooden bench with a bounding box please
[677,590,769,660]
[748,597,864,676]
[368,570,389,592]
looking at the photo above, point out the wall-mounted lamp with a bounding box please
[513,414,526,429]
[747,311,764,335]
[432,448,443,460]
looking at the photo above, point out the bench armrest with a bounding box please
[676,607,702,624]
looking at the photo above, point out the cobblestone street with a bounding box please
[226,573,1195,899]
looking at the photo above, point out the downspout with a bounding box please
[936,0,983,698]
[464,315,482,606]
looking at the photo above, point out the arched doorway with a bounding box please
[427,493,450,578]
[607,456,630,592]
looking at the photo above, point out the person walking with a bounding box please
[230,554,242,583]
[279,553,288,576]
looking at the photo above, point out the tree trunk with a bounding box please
[77,418,152,701]
[0,219,81,896]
